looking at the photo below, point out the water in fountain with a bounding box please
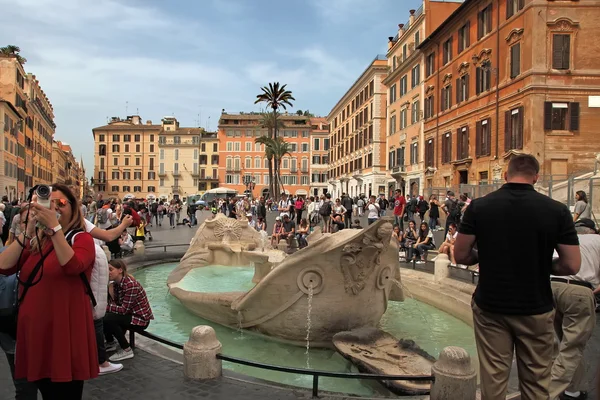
[236,311,245,340]
[305,283,314,369]
[391,279,429,324]
[260,230,269,252]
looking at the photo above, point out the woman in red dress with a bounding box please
[0,183,98,399]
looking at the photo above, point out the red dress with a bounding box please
[3,232,99,382]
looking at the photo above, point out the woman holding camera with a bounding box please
[0,183,98,399]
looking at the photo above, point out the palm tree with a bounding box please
[0,45,26,64]
[258,113,284,198]
[255,136,292,199]
[254,82,295,139]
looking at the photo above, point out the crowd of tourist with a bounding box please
[0,184,154,399]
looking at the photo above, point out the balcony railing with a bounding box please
[172,170,181,176]
[171,185,181,192]
[391,166,406,175]
[290,167,297,173]
[226,167,241,172]
[158,171,167,177]
[201,176,219,181]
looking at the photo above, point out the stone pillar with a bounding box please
[133,240,145,256]
[430,346,477,400]
[434,253,451,283]
[183,326,222,380]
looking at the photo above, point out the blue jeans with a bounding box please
[415,243,435,259]
[429,217,438,230]
[394,215,404,230]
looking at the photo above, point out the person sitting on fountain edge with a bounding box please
[281,214,296,246]
[271,216,284,246]
[104,259,154,361]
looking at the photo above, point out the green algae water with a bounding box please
[134,263,476,397]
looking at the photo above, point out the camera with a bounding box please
[35,185,52,208]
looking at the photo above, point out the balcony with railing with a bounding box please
[391,165,406,176]
[158,170,167,177]
[226,166,241,172]
[159,138,199,146]
[171,185,181,192]
[172,170,181,177]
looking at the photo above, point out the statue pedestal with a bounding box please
[431,346,477,400]
[434,253,451,283]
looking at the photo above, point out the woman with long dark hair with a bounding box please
[0,183,98,399]
[573,190,591,221]
[428,195,440,230]
[104,259,153,362]
[413,222,436,264]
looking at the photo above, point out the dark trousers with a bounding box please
[35,379,83,400]
[104,226,121,255]
[4,352,38,400]
[94,318,106,364]
[103,313,147,350]
[344,211,352,228]
[296,209,303,225]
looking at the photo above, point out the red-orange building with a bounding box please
[218,113,313,197]
[419,0,600,189]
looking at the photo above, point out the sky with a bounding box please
[0,0,424,176]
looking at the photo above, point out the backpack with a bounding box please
[97,208,109,224]
[448,199,461,220]
[319,201,332,216]
[0,245,18,334]
[65,230,107,319]
[157,204,165,213]
[295,200,304,210]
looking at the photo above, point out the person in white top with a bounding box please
[549,218,600,400]
[439,222,458,266]
[366,195,380,225]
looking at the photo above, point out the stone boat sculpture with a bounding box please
[167,214,404,346]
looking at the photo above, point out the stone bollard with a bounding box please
[434,253,451,283]
[430,346,477,400]
[133,240,145,256]
[277,239,288,252]
[183,325,223,380]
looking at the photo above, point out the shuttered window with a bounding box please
[510,43,521,78]
[505,107,524,151]
[552,34,570,70]
[456,75,470,104]
[477,5,493,40]
[458,22,470,53]
[506,0,524,19]
[425,139,435,168]
[543,102,579,131]
[476,62,492,94]
[442,132,452,164]
[457,127,469,160]
[476,119,491,157]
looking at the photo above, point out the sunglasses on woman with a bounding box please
[52,198,71,208]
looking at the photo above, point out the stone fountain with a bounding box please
[167,213,404,346]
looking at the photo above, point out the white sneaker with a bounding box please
[99,362,123,375]
[105,341,118,352]
[415,260,425,265]
[109,349,134,362]
[450,263,457,267]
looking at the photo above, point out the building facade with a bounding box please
[0,100,22,201]
[25,74,55,191]
[383,0,462,197]
[309,117,330,197]
[420,0,600,189]
[198,132,220,193]
[327,56,389,199]
[218,113,312,198]
[0,55,28,200]
[158,117,219,202]
[51,140,68,184]
[92,115,161,199]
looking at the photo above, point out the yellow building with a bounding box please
[309,117,330,197]
[198,132,219,192]
[158,116,203,202]
[92,115,161,199]
[52,140,68,184]
[327,56,389,199]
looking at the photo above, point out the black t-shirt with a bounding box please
[459,183,578,315]
[283,220,296,233]
[227,203,236,218]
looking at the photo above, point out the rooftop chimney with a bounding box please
[146,120,152,125]
[409,9,416,24]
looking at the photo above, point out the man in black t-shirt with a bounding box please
[281,214,296,246]
[455,154,581,399]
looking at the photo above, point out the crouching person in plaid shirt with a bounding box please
[104,259,154,362]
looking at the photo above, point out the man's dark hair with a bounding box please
[325,193,331,199]
[2,195,8,202]
[507,154,540,178]
[447,191,455,197]
[395,189,401,194]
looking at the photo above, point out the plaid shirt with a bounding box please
[107,275,154,326]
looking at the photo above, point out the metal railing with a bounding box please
[131,327,434,398]
[144,243,191,252]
